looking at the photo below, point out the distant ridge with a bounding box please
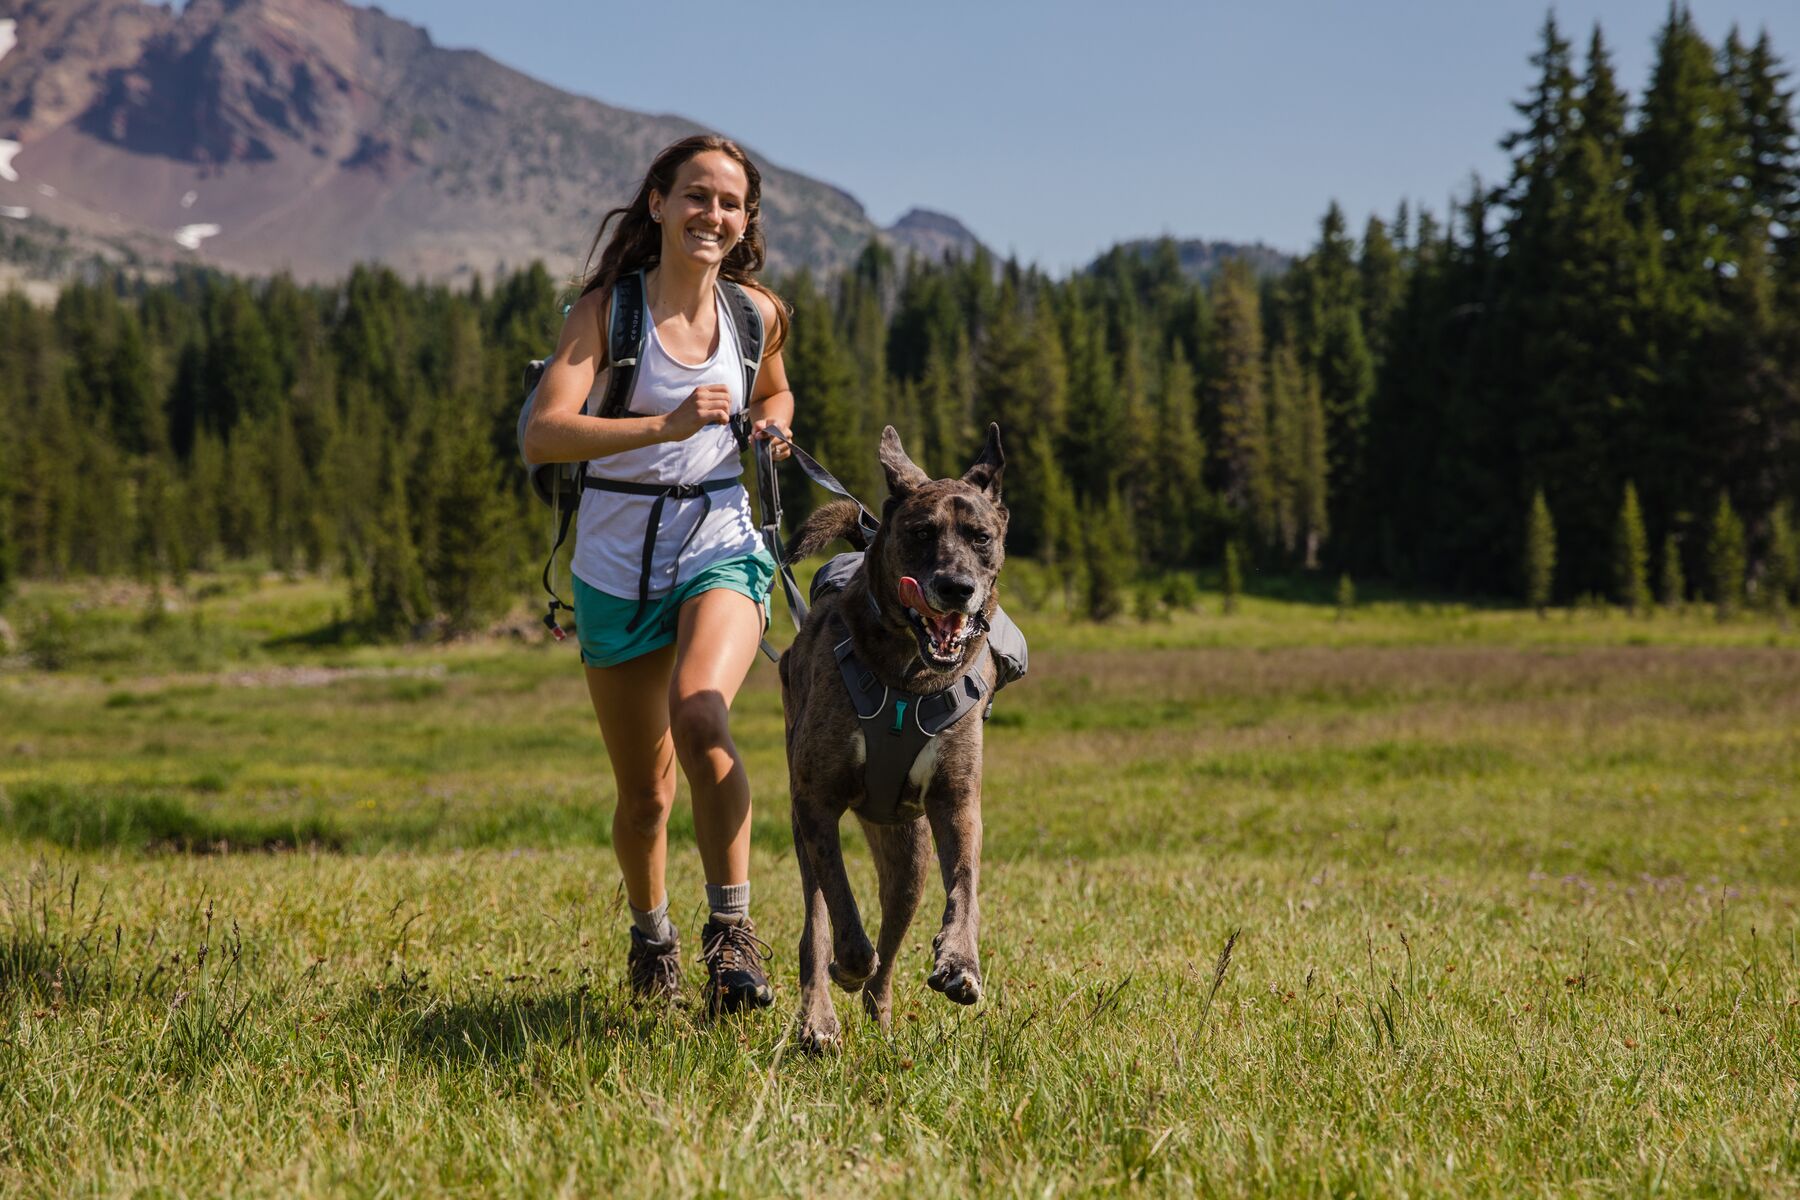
[0,0,952,283]
[1097,237,1294,283]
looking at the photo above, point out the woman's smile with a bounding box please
[656,149,749,264]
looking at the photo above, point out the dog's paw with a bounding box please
[927,959,983,1006]
[796,1012,842,1055]
[828,953,878,993]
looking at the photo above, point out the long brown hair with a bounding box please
[578,134,789,354]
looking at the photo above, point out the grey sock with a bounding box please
[630,896,675,945]
[706,881,750,923]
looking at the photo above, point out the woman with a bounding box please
[524,135,793,1014]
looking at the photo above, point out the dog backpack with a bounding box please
[516,270,765,636]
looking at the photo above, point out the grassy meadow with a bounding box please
[1,566,1797,1197]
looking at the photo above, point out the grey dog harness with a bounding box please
[829,614,990,825]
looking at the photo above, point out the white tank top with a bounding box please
[570,285,762,599]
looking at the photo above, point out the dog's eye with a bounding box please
[969,532,992,548]
[909,526,933,543]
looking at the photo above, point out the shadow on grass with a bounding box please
[350,981,676,1065]
[2,781,797,858]
[262,618,364,650]
[2,782,347,854]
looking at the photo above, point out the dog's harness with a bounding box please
[830,613,990,825]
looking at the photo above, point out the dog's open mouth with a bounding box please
[898,576,974,667]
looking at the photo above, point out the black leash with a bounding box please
[750,427,880,637]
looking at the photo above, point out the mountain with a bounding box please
[0,0,930,283]
[882,208,989,264]
[1097,237,1295,283]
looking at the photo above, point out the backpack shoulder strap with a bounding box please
[597,269,647,420]
[718,278,766,407]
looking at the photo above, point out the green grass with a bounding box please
[1,572,1797,1196]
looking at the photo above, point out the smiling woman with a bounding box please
[521,136,796,1017]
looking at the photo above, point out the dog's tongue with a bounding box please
[898,576,942,619]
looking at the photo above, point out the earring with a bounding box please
[651,211,661,223]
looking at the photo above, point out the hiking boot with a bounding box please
[700,915,774,1016]
[627,927,683,1001]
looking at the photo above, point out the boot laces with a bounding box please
[702,920,772,974]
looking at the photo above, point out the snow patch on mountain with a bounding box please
[175,224,222,250]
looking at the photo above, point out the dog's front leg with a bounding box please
[924,783,984,1005]
[858,816,931,1030]
[791,799,880,996]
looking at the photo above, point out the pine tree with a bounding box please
[1496,20,1648,597]
[1358,216,1404,369]
[1266,341,1328,565]
[1207,261,1272,537]
[782,271,866,516]
[1147,341,1205,565]
[1613,481,1651,612]
[1221,540,1243,615]
[975,293,1065,556]
[1290,204,1374,532]
[1660,531,1687,610]
[1706,490,1746,619]
[1335,572,1356,621]
[357,443,432,638]
[1081,493,1136,622]
[1524,488,1556,614]
[1631,7,1737,280]
[1764,503,1799,616]
[1060,300,1124,501]
[421,407,514,634]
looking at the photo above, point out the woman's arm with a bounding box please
[523,289,731,464]
[743,289,794,461]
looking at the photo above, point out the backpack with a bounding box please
[518,269,766,636]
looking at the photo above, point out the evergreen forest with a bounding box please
[3,10,1798,630]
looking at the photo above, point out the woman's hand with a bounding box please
[752,418,792,461]
[662,384,733,441]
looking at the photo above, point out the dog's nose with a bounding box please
[934,575,977,609]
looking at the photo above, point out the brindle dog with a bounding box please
[778,424,1006,1052]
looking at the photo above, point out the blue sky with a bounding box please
[346,3,1797,270]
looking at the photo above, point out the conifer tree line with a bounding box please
[1,7,1798,626]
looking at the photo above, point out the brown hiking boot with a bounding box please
[700,915,774,1016]
[627,927,683,1001]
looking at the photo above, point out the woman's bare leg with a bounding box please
[669,589,764,886]
[585,645,678,911]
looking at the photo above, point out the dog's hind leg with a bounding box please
[792,803,841,1053]
[857,815,931,1030]
[925,790,984,1006]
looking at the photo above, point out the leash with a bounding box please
[746,424,880,659]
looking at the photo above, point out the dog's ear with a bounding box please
[879,425,930,498]
[962,423,1004,500]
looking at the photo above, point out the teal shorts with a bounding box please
[572,549,776,668]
